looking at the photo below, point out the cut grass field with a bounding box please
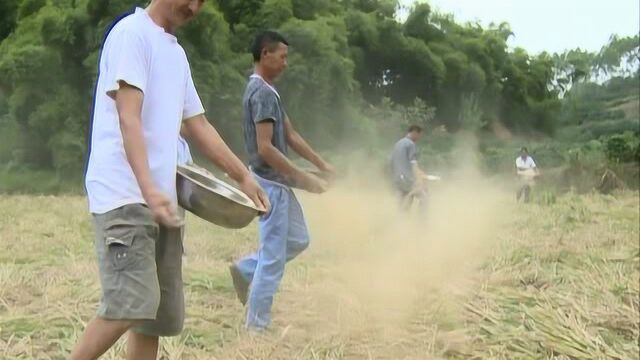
[0,187,638,359]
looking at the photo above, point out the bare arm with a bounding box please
[257,121,304,179]
[257,121,327,193]
[284,116,330,171]
[183,115,250,182]
[412,161,426,179]
[408,143,426,180]
[116,85,154,193]
[183,115,270,211]
[532,159,540,174]
[116,83,179,226]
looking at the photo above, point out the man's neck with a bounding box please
[146,3,174,33]
[254,66,274,84]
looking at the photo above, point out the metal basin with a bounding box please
[176,164,264,229]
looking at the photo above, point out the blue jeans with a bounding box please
[235,174,310,330]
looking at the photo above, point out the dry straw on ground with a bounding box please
[0,161,638,359]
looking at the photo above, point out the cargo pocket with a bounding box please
[104,223,137,271]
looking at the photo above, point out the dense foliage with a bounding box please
[0,0,637,178]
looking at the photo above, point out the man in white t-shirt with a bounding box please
[73,1,269,359]
[515,147,539,203]
[177,134,193,165]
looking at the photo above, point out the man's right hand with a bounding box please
[116,85,182,227]
[413,177,427,193]
[143,188,182,227]
[295,171,329,194]
[238,174,271,213]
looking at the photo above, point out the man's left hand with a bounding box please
[318,162,337,181]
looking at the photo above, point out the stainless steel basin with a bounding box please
[176,164,264,229]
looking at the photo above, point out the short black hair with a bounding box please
[408,125,423,133]
[251,31,289,62]
[521,146,528,153]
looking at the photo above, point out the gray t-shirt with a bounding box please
[243,76,289,185]
[390,137,418,191]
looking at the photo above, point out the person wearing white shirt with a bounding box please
[74,1,269,359]
[177,134,193,165]
[515,147,539,203]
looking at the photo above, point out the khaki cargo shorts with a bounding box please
[93,203,184,336]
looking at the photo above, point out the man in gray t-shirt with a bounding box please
[243,75,289,184]
[390,125,426,210]
[232,31,335,332]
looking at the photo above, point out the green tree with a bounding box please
[0,0,18,41]
[0,0,574,179]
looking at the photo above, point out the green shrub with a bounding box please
[604,132,639,163]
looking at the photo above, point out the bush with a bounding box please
[604,132,639,163]
[584,118,639,139]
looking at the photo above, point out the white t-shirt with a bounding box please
[515,156,537,170]
[85,8,204,214]
[177,135,193,165]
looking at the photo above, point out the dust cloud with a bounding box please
[297,136,511,333]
